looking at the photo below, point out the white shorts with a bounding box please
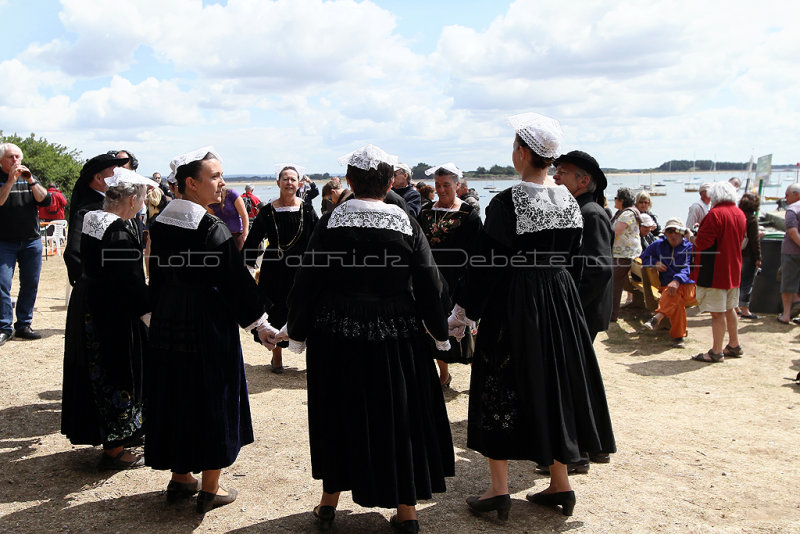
[696,286,740,313]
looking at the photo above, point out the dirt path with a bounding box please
[1,258,798,533]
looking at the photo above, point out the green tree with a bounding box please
[411,162,429,181]
[1,131,83,197]
[475,166,487,174]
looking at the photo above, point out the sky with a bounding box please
[1,0,798,176]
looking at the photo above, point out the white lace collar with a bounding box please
[82,210,121,240]
[512,183,583,235]
[328,198,412,235]
[157,199,208,230]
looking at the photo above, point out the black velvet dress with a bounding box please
[243,203,318,331]
[459,183,616,464]
[61,212,148,447]
[287,200,455,508]
[418,202,483,363]
[144,200,263,473]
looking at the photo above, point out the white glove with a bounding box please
[434,339,452,351]
[249,314,280,350]
[247,265,256,277]
[287,338,306,354]
[275,324,290,342]
[140,313,151,327]
[447,304,474,341]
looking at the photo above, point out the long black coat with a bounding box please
[575,192,613,339]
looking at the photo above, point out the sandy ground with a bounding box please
[1,257,799,534]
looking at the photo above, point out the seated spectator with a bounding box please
[641,217,696,348]
[639,212,658,250]
[635,191,660,236]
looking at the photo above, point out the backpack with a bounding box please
[242,194,253,216]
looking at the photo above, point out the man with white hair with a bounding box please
[686,183,712,232]
[690,181,746,362]
[392,163,422,217]
[777,183,800,324]
[0,143,52,345]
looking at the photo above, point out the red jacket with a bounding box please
[39,187,67,221]
[690,202,746,289]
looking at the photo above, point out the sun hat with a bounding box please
[394,163,412,176]
[663,217,686,233]
[639,213,656,228]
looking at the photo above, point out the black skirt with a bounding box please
[305,297,455,508]
[467,268,616,464]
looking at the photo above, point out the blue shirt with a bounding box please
[640,236,694,286]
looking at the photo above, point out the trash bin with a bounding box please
[749,233,784,314]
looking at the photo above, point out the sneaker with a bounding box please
[14,326,42,340]
[643,316,658,331]
[672,337,686,348]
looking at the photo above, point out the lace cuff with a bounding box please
[245,313,269,332]
[140,313,151,327]
[287,338,306,354]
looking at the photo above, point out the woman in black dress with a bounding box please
[145,148,276,513]
[243,165,318,373]
[284,145,454,533]
[61,168,154,469]
[449,113,616,519]
[417,162,482,386]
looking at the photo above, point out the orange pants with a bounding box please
[656,284,696,339]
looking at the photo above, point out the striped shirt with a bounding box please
[0,170,52,241]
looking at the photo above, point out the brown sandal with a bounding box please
[723,344,743,358]
[691,350,724,363]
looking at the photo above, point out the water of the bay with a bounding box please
[243,169,799,223]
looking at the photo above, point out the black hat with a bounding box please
[554,150,607,202]
[80,153,130,179]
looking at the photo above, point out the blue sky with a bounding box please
[1,0,797,176]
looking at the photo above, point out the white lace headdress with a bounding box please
[338,144,398,170]
[105,167,157,188]
[166,146,222,183]
[507,112,562,159]
[274,164,307,178]
[425,162,463,179]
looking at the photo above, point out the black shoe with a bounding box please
[196,488,237,513]
[526,490,576,516]
[97,450,144,470]
[534,460,590,475]
[465,494,511,520]
[389,515,420,533]
[0,332,11,346]
[313,505,336,531]
[589,452,611,463]
[166,479,201,502]
[14,326,41,340]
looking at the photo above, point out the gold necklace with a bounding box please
[433,199,458,227]
[271,203,304,252]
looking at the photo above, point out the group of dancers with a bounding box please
[60,111,615,532]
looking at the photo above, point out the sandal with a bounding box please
[776,316,793,325]
[691,350,724,363]
[723,344,743,358]
[270,357,284,374]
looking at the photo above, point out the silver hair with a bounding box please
[708,181,738,206]
[245,183,254,192]
[699,183,712,195]
[786,183,800,196]
[572,166,598,193]
[0,143,22,160]
[103,183,147,210]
